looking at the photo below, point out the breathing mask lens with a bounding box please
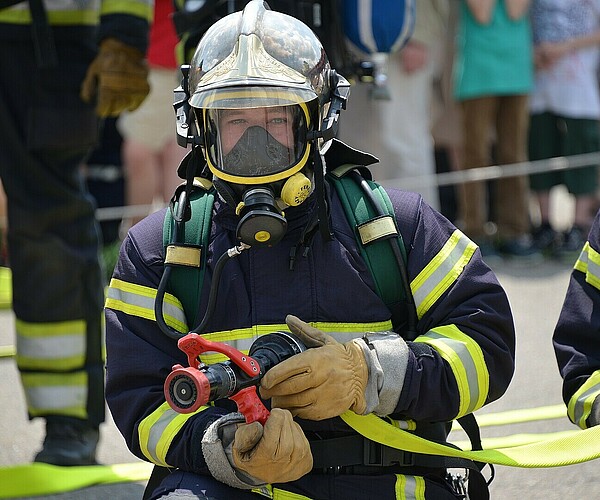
[205,104,309,183]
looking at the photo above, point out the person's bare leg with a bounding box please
[159,140,187,203]
[123,139,159,227]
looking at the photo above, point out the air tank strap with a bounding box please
[0,0,58,68]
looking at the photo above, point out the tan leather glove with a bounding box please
[232,408,312,483]
[80,38,150,118]
[260,315,368,420]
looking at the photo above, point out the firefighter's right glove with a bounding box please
[201,409,312,489]
[80,38,150,118]
[260,315,369,420]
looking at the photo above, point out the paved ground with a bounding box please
[1,253,599,499]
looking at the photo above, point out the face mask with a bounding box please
[214,122,312,247]
[222,126,294,177]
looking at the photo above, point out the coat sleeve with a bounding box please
[553,210,600,429]
[389,190,516,422]
[105,210,231,472]
[98,0,152,52]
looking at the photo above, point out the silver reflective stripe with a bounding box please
[395,474,425,499]
[575,242,600,291]
[106,279,188,332]
[411,230,476,319]
[16,332,84,361]
[145,408,180,465]
[24,384,86,414]
[569,370,600,428]
[199,323,390,364]
[404,476,417,499]
[416,324,489,416]
[140,402,201,467]
[425,331,479,413]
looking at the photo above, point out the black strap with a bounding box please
[28,0,58,68]
[457,413,494,500]
[310,434,484,472]
[1,0,59,68]
[310,435,412,469]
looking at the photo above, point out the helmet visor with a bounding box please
[204,99,311,184]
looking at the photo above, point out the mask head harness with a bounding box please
[173,0,350,247]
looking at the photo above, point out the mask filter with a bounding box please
[280,172,312,207]
[236,187,287,247]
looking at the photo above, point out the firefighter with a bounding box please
[0,0,151,465]
[105,1,516,498]
[553,208,600,430]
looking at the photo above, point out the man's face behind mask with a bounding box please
[205,105,309,183]
[223,125,294,176]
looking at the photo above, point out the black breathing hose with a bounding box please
[154,186,250,340]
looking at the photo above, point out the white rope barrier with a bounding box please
[95,203,164,222]
[383,151,600,191]
[93,151,600,222]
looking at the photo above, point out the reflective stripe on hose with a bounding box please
[0,462,153,498]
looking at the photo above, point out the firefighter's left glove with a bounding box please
[260,315,369,420]
[201,409,312,489]
[232,408,312,483]
[80,38,150,118]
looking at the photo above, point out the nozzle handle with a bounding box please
[230,386,270,425]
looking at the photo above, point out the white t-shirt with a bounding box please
[530,0,600,118]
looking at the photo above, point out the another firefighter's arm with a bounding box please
[80,0,152,116]
[97,0,152,53]
[553,214,600,429]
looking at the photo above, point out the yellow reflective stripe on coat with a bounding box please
[410,230,477,319]
[15,319,86,371]
[395,475,426,500]
[414,325,489,417]
[199,321,392,364]
[138,402,208,467]
[100,0,153,19]
[574,241,600,290]
[568,369,600,429]
[251,474,425,500]
[21,371,88,419]
[252,485,312,500]
[105,278,188,334]
[0,0,152,25]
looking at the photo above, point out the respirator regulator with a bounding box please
[204,104,314,247]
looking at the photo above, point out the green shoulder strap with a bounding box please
[162,179,215,327]
[328,165,409,327]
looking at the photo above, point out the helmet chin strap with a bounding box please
[312,147,333,242]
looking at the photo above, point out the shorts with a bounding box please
[528,112,599,195]
[117,67,180,151]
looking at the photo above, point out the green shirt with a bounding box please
[453,0,533,100]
